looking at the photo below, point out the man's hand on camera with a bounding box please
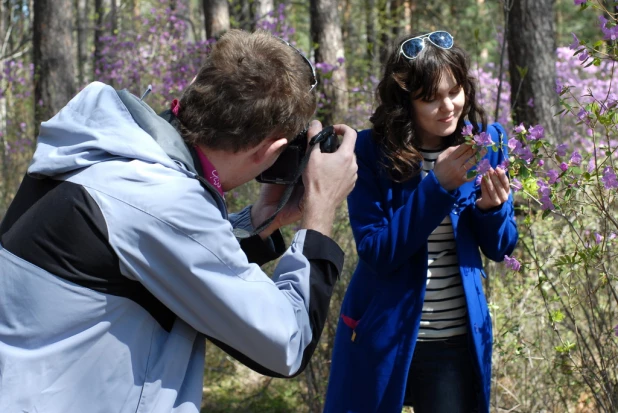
[251,182,304,239]
[300,120,358,238]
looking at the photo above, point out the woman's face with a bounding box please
[411,71,465,148]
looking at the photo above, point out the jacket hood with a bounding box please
[28,82,194,178]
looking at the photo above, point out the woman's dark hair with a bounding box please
[370,32,486,182]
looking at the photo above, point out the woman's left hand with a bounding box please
[476,167,510,211]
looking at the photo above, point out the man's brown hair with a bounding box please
[176,30,317,152]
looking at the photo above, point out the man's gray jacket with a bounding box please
[0,82,344,412]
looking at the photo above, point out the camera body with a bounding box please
[256,126,338,185]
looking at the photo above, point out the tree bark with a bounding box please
[93,0,105,79]
[33,0,76,126]
[202,0,229,40]
[507,0,559,141]
[310,0,349,125]
[366,0,379,76]
[254,0,274,26]
[378,0,391,64]
[76,0,88,87]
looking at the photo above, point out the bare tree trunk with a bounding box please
[254,0,274,25]
[93,0,105,79]
[365,0,379,77]
[33,0,77,127]
[110,0,117,34]
[507,0,559,141]
[409,0,418,33]
[0,0,8,215]
[76,0,88,87]
[202,0,229,40]
[391,0,403,40]
[310,0,349,125]
[230,0,252,31]
[378,0,391,64]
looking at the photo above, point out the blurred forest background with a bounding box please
[1,0,618,412]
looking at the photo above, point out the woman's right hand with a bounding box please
[433,144,483,192]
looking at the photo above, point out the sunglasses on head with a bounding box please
[399,31,454,60]
[276,37,318,92]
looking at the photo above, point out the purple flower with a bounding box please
[475,175,482,186]
[528,125,545,140]
[508,138,522,152]
[610,233,617,241]
[513,123,526,134]
[588,158,596,173]
[595,233,603,244]
[511,178,523,192]
[461,124,474,136]
[579,49,589,62]
[569,33,580,50]
[527,98,535,107]
[336,56,345,65]
[570,151,583,166]
[477,159,491,175]
[560,162,569,172]
[538,159,545,167]
[574,0,586,4]
[499,159,510,170]
[601,167,618,189]
[504,255,521,271]
[614,324,618,337]
[474,132,493,147]
[517,146,534,163]
[556,143,568,157]
[537,180,555,210]
[547,169,560,184]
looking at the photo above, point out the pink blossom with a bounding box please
[477,159,491,175]
[504,255,521,271]
[528,125,545,140]
[513,123,526,134]
[511,178,523,192]
[547,169,560,184]
[461,124,474,136]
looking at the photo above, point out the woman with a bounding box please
[324,31,518,413]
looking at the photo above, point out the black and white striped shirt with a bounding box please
[417,148,467,340]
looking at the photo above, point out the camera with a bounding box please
[256,126,339,185]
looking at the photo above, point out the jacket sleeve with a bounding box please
[88,187,343,378]
[228,206,286,266]
[348,132,458,274]
[469,122,519,261]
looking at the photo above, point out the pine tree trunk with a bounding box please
[310,0,349,125]
[202,0,229,40]
[33,0,76,126]
[254,0,274,25]
[507,0,559,141]
[93,0,105,79]
[366,0,379,76]
[76,0,88,87]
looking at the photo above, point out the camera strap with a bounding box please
[234,126,335,239]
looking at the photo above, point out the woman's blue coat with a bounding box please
[324,123,518,413]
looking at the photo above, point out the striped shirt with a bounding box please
[417,148,467,340]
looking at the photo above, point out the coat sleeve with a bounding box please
[469,122,519,261]
[87,186,344,379]
[348,131,459,274]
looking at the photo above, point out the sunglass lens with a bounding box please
[401,38,424,59]
[428,31,453,49]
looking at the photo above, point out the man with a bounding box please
[0,30,357,412]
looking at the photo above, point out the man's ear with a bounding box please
[251,135,288,165]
